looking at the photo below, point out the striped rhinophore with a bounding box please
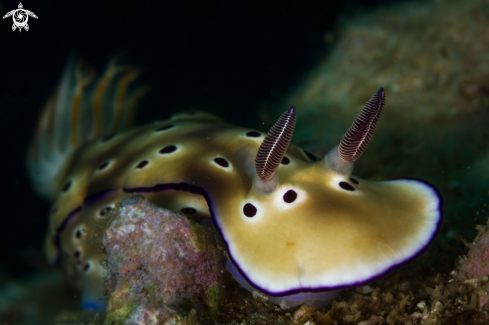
[255,106,296,181]
[338,88,385,163]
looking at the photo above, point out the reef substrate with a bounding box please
[5,214,489,325]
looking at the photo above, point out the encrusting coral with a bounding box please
[102,195,226,325]
[457,221,489,281]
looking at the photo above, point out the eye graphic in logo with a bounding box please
[2,3,38,32]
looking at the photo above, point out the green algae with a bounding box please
[188,221,213,252]
[206,283,221,312]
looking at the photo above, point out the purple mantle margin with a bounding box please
[53,177,443,297]
[120,177,443,297]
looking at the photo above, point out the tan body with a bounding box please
[48,111,440,304]
[29,59,442,308]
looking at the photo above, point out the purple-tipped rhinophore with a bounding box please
[338,88,385,163]
[255,106,296,181]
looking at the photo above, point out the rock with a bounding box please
[102,195,226,325]
[458,221,489,280]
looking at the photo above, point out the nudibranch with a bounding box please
[28,57,443,309]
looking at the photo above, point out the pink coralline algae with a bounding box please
[102,195,226,323]
[458,221,489,281]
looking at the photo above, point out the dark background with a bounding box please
[0,0,403,276]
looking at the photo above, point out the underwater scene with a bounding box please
[1,0,489,324]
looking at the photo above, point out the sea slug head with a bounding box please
[220,88,443,305]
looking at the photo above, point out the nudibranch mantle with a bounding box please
[28,57,442,307]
